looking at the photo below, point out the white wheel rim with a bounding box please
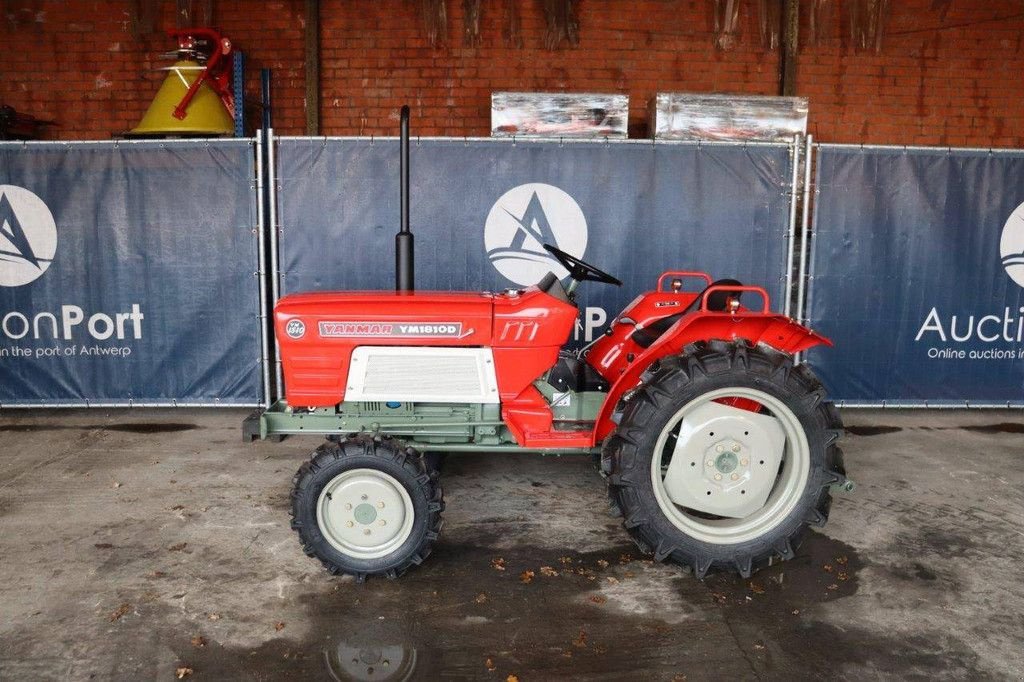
[650,387,810,545]
[316,468,416,560]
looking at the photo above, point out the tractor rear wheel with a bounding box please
[603,339,845,579]
[290,436,443,581]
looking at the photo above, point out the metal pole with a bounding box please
[796,134,814,325]
[267,127,284,396]
[783,135,801,318]
[255,130,272,409]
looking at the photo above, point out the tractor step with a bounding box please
[517,430,593,448]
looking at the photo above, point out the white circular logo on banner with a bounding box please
[1001,202,1024,288]
[484,183,588,286]
[0,185,57,287]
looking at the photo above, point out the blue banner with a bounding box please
[275,138,794,344]
[805,145,1024,406]
[0,141,263,405]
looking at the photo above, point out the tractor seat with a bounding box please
[630,278,743,349]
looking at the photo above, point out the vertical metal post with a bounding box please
[267,127,284,396]
[796,134,814,325]
[783,135,801,318]
[254,130,272,408]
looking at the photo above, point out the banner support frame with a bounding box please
[796,134,814,327]
[255,130,272,409]
[783,135,801,318]
[267,127,284,399]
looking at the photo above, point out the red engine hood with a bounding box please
[278,290,494,309]
[273,286,579,409]
[276,290,495,345]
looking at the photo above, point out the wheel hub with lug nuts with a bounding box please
[316,468,415,560]
[662,398,788,519]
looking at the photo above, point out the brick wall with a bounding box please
[1,1,1022,146]
[798,1,1024,147]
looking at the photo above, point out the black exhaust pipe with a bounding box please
[395,105,414,293]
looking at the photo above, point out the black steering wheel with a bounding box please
[543,243,622,287]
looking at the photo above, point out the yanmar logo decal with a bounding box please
[318,321,467,338]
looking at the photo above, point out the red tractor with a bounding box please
[253,107,849,581]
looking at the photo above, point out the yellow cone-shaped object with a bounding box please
[131,60,234,136]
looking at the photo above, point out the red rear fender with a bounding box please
[708,314,833,355]
[590,312,831,441]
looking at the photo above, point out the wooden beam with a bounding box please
[781,0,800,96]
[305,0,320,135]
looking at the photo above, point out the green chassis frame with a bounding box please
[245,381,606,455]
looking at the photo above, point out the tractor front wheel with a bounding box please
[290,436,443,581]
[603,339,846,579]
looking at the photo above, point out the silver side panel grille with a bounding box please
[346,346,500,403]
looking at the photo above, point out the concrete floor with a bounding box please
[0,409,1022,681]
